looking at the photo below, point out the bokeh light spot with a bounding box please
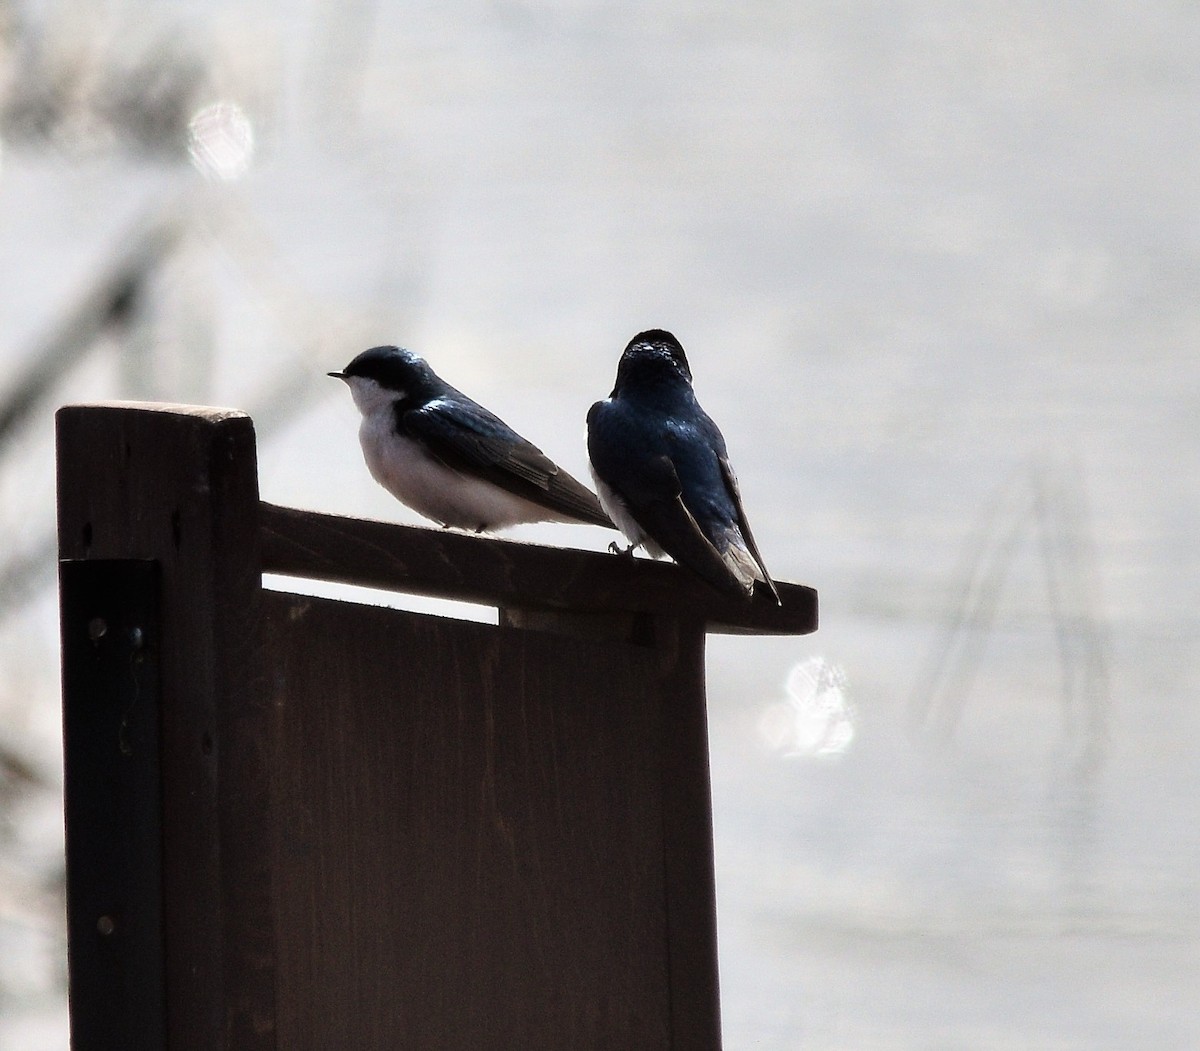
[759,656,854,758]
[187,101,254,181]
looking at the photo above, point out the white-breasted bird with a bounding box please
[331,345,613,533]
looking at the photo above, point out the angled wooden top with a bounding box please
[260,502,817,636]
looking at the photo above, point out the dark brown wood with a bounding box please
[260,501,817,636]
[57,402,273,1051]
[266,591,672,1049]
[654,617,722,1049]
[60,559,165,1050]
[499,608,722,1049]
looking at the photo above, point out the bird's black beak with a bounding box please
[328,371,347,381]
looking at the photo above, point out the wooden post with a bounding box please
[57,403,273,1050]
[60,559,164,1048]
[58,403,817,1051]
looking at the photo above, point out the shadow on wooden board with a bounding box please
[56,402,817,1051]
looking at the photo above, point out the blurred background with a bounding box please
[1,1,1197,1047]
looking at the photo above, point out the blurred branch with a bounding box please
[0,534,56,623]
[0,735,51,795]
[0,186,402,625]
[0,214,183,448]
[907,456,1112,756]
[1,11,236,160]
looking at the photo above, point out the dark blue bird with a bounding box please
[331,345,613,532]
[587,329,780,602]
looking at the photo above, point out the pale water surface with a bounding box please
[0,3,1196,1047]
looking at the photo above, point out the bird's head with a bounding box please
[614,329,693,393]
[329,345,436,414]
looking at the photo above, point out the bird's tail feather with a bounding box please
[719,528,781,604]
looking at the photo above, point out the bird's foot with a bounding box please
[608,540,637,557]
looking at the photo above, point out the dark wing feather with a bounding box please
[402,397,613,528]
[628,483,753,598]
[717,456,780,603]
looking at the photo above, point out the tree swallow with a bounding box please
[330,345,614,533]
[587,329,780,602]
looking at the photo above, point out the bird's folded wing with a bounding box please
[402,400,612,526]
[718,456,780,603]
[633,488,754,597]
